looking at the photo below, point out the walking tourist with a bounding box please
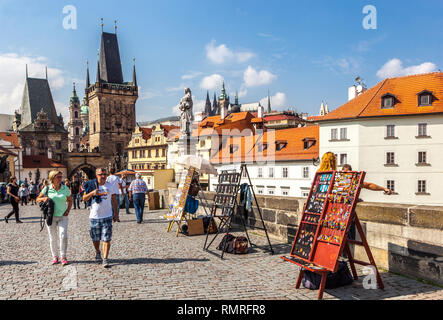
[82,168,119,268]
[81,177,89,209]
[128,173,150,224]
[70,177,81,210]
[4,177,22,224]
[119,173,131,215]
[37,170,73,266]
[106,168,122,222]
[19,183,29,206]
[28,181,38,205]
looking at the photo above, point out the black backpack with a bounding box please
[216,234,249,254]
[216,234,236,254]
[302,261,354,290]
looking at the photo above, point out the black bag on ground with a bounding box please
[39,187,55,231]
[216,234,236,254]
[302,261,353,290]
[216,234,249,254]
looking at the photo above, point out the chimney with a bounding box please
[348,85,357,101]
[258,104,264,118]
[220,105,226,120]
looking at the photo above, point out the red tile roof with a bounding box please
[0,132,19,148]
[23,155,66,169]
[319,72,443,121]
[211,125,319,164]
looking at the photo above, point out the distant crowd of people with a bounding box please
[2,169,150,268]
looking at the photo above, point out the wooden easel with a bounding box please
[285,214,384,300]
[281,171,384,299]
[204,164,274,259]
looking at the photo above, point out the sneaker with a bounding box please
[60,257,69,266]
[51,257,59,265]
[102,258,110,268]
[95,251,102,263]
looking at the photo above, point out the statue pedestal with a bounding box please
[178,134,197,157]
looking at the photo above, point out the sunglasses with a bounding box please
[97,173,108,176]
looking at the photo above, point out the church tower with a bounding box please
[86,28,138,156]
[68,83,83,151]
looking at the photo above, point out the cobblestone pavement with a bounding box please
[0,203,441,300]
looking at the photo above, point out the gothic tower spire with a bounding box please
[132,58,137,87]
[204,91,211,116]
[86,60,90,88]
[267,89,271,113]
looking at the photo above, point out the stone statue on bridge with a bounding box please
[178,87,193,137]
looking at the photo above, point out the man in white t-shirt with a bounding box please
[106,168,123,222]
[83,168,119,268]
[119,173,131,215]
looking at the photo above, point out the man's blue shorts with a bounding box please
[89,217,113,242]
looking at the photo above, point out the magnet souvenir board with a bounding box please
[165,167,195,221]
[311,171,365,271]
[211,171,241,217]
[290,171,334,260]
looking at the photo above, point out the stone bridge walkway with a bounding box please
[0,204,441,300]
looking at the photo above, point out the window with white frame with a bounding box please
[267,187,275,195]
[282,167,288,178]
[281,187,290,196]
[302,191,309,198]
[386,125,395,138]
[258,167,263,178]
[303,167,309,178]
[340,154,348,166]
[257,186,264,195]
[418,180,427,193]
[386,152,395,165]
[340,128,347,140]
[418,123,428,137]
[418,152,427,164]
[268,167,274,178]
[387,180,395,193]
[331,128,338,140]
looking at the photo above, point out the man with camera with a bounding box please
[83,168,119,268]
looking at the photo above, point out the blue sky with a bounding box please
[1,0,443,122]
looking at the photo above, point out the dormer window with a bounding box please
[276,140,288,151]
[303,138,316,150]
[381,93,396,109]
[257,143,268,152]
[417,90,433,106]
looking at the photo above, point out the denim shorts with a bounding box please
[89,217,113,242]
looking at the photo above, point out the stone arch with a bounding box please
[69,163,96,180]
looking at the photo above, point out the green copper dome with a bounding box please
[81,104,89,115]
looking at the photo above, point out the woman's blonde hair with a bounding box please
[318,152,337,172]
[48,170,63,184]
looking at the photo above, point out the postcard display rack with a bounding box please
[165,167,196,236]
[281,171,384,299]
[203,164,274,259]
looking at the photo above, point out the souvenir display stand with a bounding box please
[204,164,274,259]
[165,167,212,237]
[165,167,196,236]
[281,171,384,299]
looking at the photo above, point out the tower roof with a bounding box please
[99,32,124,84]
[19,77,62,129]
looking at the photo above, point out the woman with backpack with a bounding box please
[37,170,73,266]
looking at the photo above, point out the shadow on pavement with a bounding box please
[109,257,210,266]
[0,261,36,267]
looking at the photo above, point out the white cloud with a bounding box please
[0,53,66,115]
[376,58,438,79]
[237,85,248,98]
[181,71,203,80]
[206,40,255,64]
[260,92,287,110]
[200,74,224,90]
[313,56,360,74]
[243,66,276,87]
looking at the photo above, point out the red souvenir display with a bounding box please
[281,171,384,299]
